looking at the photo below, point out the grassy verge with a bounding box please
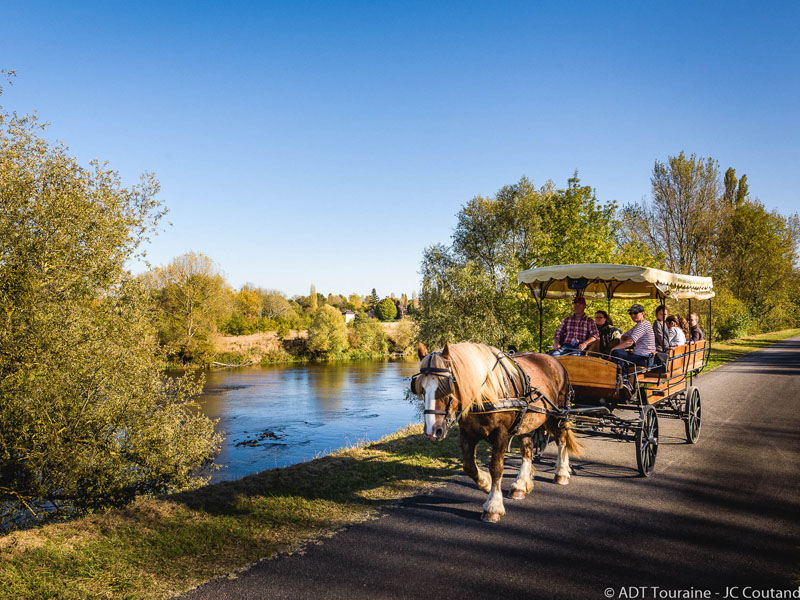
[0,426,464,600]
[705,328,800,371]
[1,329,797,599]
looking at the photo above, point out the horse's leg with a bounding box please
[481,428,508,523]
[510,434,535,500]
[548,420,576,485]
[460,430,491,493]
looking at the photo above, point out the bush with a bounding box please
[388,318,417,353]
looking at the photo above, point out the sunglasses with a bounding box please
[628,310,642,315]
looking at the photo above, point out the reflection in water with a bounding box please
[197,358,421,482]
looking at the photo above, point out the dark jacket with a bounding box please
[690,325,705,342]
[653,320,669,352]
[598,323,622,355]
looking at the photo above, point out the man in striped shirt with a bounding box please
[611,303,656,379]
[551,297,599,356]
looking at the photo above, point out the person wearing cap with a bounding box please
[551,296,599,356]
[610,303,656,379]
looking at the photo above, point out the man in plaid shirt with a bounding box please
[552,297,599,356]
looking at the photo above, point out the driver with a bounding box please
[551,297,599,356]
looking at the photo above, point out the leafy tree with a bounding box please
[628,152,724,275]
[348,293,363,310]
[375,297,398,321]
[0,107,220,522]
[715,198,799,328]
[261,290,295,320]
[348,316,388,353]
[307,305,348,354]
[418,175,618,350]
[143,252,230,364]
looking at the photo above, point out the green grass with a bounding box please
[1,328,797,599]
[705,328,800,372]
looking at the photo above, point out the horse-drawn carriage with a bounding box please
[517,263,714,476]
[411,263,713,522]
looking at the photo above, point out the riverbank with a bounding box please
[1,329,797,599]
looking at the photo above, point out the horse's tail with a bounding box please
[562,425,583,458]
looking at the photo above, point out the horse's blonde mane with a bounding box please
[443,343,524,414]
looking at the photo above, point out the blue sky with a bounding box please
[2,1,798,298]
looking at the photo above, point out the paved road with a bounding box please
[181,337,800,600]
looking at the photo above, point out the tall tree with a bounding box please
[628,152,724,275]
[309,284,318,311]
[419,175,619,350]
[143,252,230,364]
[0,107,219,521]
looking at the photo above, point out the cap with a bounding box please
[572,296,586,304]
[628,303,645,314]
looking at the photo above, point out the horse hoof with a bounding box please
[481,511,503,523]
[554,475,570,485]
[510,489,527,500]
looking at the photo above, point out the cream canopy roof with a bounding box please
[517,263,715,301]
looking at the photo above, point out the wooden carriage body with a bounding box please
[517,263,713,476]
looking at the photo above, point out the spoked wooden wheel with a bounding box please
[635,405,659,477]
[532,427,551,461]
[684,386,701,444]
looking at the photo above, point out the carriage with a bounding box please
[517,263,714,476]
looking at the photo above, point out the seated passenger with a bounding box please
[551,297,599,356]
[665,315,687,347]
[610,304,656,380]
[593,310,621,355]
[653,305,669,353]
[688,312,705,342]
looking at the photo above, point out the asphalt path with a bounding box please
[180,336,800,600]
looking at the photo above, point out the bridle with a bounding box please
[412,352,460,429]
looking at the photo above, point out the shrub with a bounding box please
[307,306,349,354]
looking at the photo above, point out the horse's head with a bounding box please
[411,343,458,441]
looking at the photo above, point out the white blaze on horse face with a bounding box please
[423,378,440,436]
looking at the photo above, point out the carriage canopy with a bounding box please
[517,263,714,301]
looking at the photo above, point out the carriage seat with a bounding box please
[639,341,708,386]
[555,355,625,403]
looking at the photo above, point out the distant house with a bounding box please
[342,310,356,323]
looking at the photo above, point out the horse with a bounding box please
[411,342,582,523]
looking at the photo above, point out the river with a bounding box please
[197,359,421,482]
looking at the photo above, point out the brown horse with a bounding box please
[412,342,582,523]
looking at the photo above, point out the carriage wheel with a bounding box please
[635,405,659,477]
[532,427,550,461]
[683,386,701,444]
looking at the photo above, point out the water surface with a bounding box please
[197,359,421,482]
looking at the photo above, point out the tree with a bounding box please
[309,284,318,311]
[628,152,724,275]
[375,297,398,321]
[369,288,380,308]
[348,316,388,353]
[348,293,363,310]
[307,305,348,354]
[715,198,799,329]
[143,252,230,364]
[0,107,220,522]
[261,290,295,320]
[418,175,619,349]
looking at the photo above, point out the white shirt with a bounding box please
[668,326,686,347]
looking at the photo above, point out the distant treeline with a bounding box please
[417,156,800,351]
[139,257,419,366]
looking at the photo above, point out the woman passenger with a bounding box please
[665,315,688,347]
[593,310,622,355]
